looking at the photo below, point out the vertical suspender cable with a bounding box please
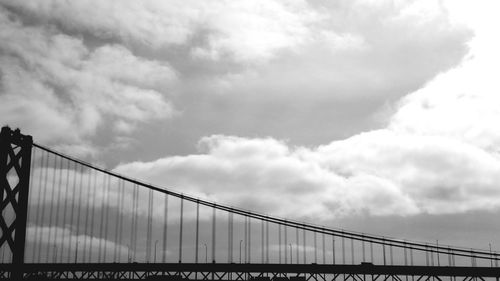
[230,212,234,263]
[74,165,84,263]
[32,150,45,262]
[89,170,98,262]
[362,235,365,263]
[332,236,336,264]
[244,216,247,263]
[303,228,306,264]
[248,217,251,263]
[410,245,414,266]
[351,236,354,264]
[146,189,153,262]
[88,169,98,262]
[195,201,200,263]
[162,194,168,262]
[430,245,434,266]
[390,243,393,265]
[103,176,112,262]
[82,168,92,263]
[117,180,126,262]
[37,153,51,262]
[52,154,64,262]
[261,219,264,263]
[178,197,184,263]
[46,154,58,262]
[284,224,287,264]
[404,241,408,266]
[470,249,474,267]
[266,219,269,263]
[314,231,317,264]
[436,240,440,266]
[67,161,78,262]
[260,220,265,264]
[278,224,281,264]
[26,148,37,261]
[341,232,345,264]
[132,184,139,261]
[113,179,123,261]
[24,149,37,263]
[449,247,452,267]
[129,184,136,262]
[98,173,107,262]
[227,211,231,263]
[296,228,299,264]
[322,231,326,264]
[211,205,216,263]
[59,158,70,262]
[26,147,36,234]
[370,240,374,263]
[383,239,387,266]
[425,244,429,266]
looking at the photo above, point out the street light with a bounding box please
[489,243,493,268]
[239,240,243,264]
[154,240,159,263]
[75,241,79,264]
[289,244,292,264]
[204,244,208,263]
[127,245,131,263]
[53,246,57,263]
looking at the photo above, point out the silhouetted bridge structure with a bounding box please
[1,126,500,280]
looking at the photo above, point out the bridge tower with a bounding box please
[0,127,32,279]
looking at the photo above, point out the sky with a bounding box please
[2,0,500,252]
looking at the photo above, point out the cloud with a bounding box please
[26,225,129,263]
[0,6,175,150]
[1,0,322,63]
[113,128,500,220]
[114,135,416,219]
[1,0,494,223]
[181,0,470,97]
[0,0,473,157]
[390,2,500,152]
[112,1,500,220]
[0,0,196,47]
[188,0,320,62]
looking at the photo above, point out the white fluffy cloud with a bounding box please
[115,130,500,220]
[0,6,175,149]
[114,1,500,220]
[390,2,500,152]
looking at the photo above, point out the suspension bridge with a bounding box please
[1,126,500,280]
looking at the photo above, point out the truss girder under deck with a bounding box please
[0,263,499,281]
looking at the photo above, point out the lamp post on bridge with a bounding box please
[289,244,293,264]
[154,240,159,263]
[489,243,493,268]
[75,241,79,263]
[204,244,208,263]
[127,245,131,263]
[239,240,243,264]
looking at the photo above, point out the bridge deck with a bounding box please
[1,263,500,278]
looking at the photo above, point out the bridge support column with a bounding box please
[0,127,33,280]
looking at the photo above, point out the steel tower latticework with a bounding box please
[0,127,32,279]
